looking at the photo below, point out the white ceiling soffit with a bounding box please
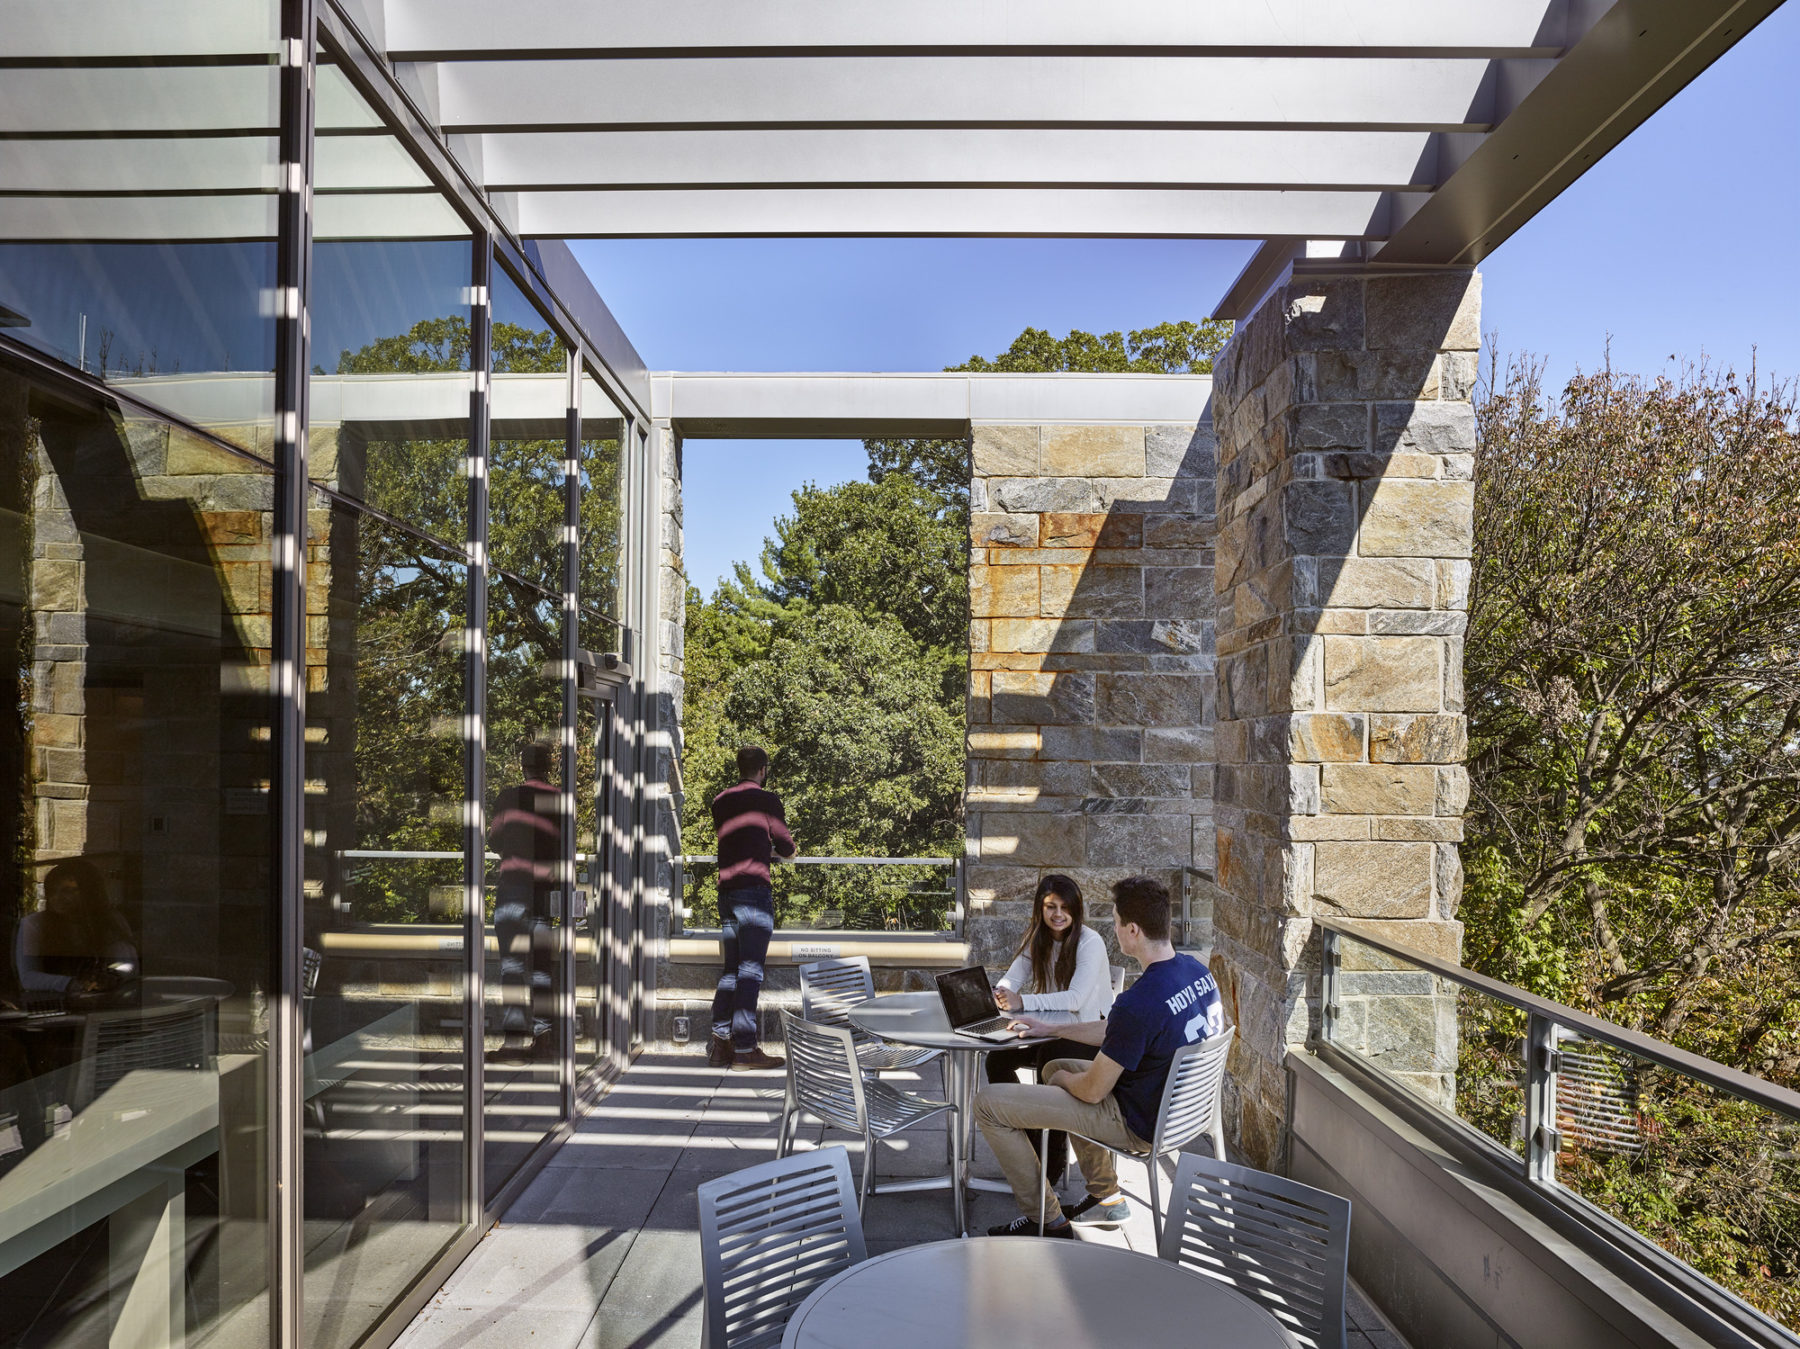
[374,0,1782,285]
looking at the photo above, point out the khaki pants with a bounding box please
[974,1058,1149,1223]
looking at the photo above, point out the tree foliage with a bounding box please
[953,319,1232,376]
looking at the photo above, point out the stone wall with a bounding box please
[965,419,1220,973]
[1209,265,1478,1165]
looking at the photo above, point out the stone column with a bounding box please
[965,419,1219,972]
[1210,265,1478,1166]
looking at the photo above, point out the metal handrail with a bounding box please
[677,855,955,866]
[1314,918,1800,1125]
[674,855,966,937]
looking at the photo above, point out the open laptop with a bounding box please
[933,965,1022,1043]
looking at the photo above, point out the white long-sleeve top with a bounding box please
[996,925,1114,1021]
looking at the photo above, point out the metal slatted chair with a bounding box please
[697,1144,867,1349]
[1159,1152,1351,1349]
[797,956,943,1078]
[776,1010,964,1234]
[1040,1026,1234,1238]
[73,996,215,1110]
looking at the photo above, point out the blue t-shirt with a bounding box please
[1100,953,1225,1142]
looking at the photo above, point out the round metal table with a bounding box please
[848,991,1074,1201]
[780,1237,1301,1348]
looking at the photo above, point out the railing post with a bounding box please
[952,856,966,937]
[1526,1012,1561,1185]
[1320,926,1341,1046]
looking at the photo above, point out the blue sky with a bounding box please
[571,5,1800,596]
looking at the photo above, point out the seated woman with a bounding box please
[14,858,138,1007]
[984,874,1114,1184]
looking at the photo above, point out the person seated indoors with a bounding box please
[984,874,1114,1184]
[975,874,1225,1237]
[14,858,138,1008]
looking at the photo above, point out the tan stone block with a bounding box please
[970,619,990,653]
[1436,765,1469,817]
[1042,425,1146,477]
[31,713,81,748]
[1307,609,1367,635]
[1436,560,1472,611]
[1320,764,1436,815]
[981,811,1087,867]
[1323,637,1440,713]
[1370,713,1466,763]
[166,432,229,476]
[1039,564,1143,619]
[972,651,1048,671]
[968,727,1042,760]
[970,562,1039,618]
[972,513,1039,548]
[1287,815,1372,841]
[30,559,81,611]
[991,618,1093,653]
[50,797,88,852]
[200,511,264,546]
[1359,479,1474,559]
[973,425,1040,476]
[1376,817,1464,842]
[969,670,991,725]
[1334,918,1464,966]
[1286,713,1365,762]
[1313,841,1433,918]
[1319,558,1434,609]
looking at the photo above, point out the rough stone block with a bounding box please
[990,618,1093,654]
[1317,558,1433,610]
[1095,619,1211,661]
[1436,842,1464,918]
[1323,637,1441,713]
[1319,764,1436,815]
[970,562,1040,618]
[1313,842,1433,918]
[981,812,1087,866]
[1095,478,1195,513]
[1366,271,1480,352]
[1374,400,1477,456]
[976,758,1090,798]
[1297,349,1440,403]
[1367,609,1467,637]
[1143,514,1216,549]
[991,671,1095,725]
[990,477,1104,514]
[1281,278,1365,352]
[1369,713,1466,763]
[1335,918,1463,967]
[1144,567,1214,620]
[971,513,1039,548]
[1042,425,1146,477]
[1096,673,1211,728]
[968,727,1042,760]
[1289,403,1368,451]
[1039,512,1143,549]
[1435,560,1471,612]
[1358,478,1474,559]
[1040,564,1143,619]
[1147,424,1217,478]
[970,619,990,653]
[1040,726,1141,762]
[1145,726,1215,764]
[1091,763,1191,799]
[1375,817,1464,842]
[1283,713,1366,762]
[1085,813,1192,867]
[1436,765,1470,817]
[972,425,1039,476]
[1283,481,1357,556]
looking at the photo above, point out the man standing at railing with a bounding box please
[708,745,796,1070]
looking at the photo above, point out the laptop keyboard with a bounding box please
[957,1015,1014,1037]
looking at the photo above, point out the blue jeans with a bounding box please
[711,884,774,1051]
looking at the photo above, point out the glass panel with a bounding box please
[573,697,605,1068]
[579,374,623,657]
[0,8,280,456]
[301,43,475,1349]
[683,860,957,934]
[0,364,274,1345]
[1328,935,1472,1128]
[301,488,468,1346]
[1552,1038,1800,1332]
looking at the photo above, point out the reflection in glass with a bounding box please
[579,375,624,657]
[301,489,467,1346]
[0,10,280,458]
[0,362,274,1345]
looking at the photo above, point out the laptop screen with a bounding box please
[935,966,999,1028]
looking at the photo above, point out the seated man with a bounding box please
[975,874,1225,1236]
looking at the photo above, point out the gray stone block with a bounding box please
[1085,813,1192,867]
[1283,481,1357,555]
[990,477,1102,513]
[1146,424,1218,479]
[1144,567,1215,620]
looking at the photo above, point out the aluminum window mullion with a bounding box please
[464,233,492,1224]
[270,5,315,1347]
[560,356,580,1111]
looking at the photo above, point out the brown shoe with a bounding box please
[706,1035,733,1068]
[731,1047,786,1072]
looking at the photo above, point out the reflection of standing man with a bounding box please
[490,742,560,1058]
[708,745,794,1070]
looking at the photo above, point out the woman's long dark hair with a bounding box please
[1013,874,1084,995]
[39,858,128,953]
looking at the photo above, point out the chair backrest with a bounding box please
[1110,965,1127,996]
[74,997,215,1109]
[1150,1026,1235,1155]
[779,1011,868,1133]
[1160,1152,1351,1349]
[697,1144,868,1349]
[797,957,874,1035]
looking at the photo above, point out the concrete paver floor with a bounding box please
[393,1051,1408,1349]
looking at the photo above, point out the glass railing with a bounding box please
[1317,920,1800,1338]
[675,856,962,935]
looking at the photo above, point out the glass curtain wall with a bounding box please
[298,45,477,1349]
[0,10,282,1345]
[481,265,573,1191]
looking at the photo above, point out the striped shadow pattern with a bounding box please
[697,1145,867,1349]
[798,956,944,1076]
[1159,1152,1351,1349]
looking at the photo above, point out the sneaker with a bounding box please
[1068,1195,1132,1228]
[986,1213,1074,1238]
[706,1035,733,1068]
[730,1047,786,1072]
